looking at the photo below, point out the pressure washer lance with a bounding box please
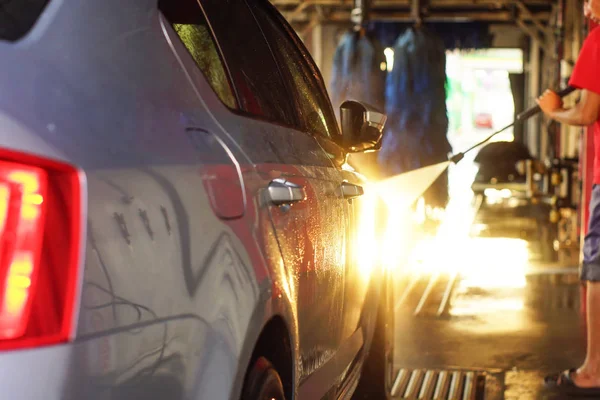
[448,86,577,164]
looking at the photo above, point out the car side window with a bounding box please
[159,0,237,109]
[249,1,339,138]
[200,0,297,127]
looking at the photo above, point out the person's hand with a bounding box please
[585,1,600,24]
[537,89,563,116]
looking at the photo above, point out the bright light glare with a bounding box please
[407,235,528,290]
[384,48,394,72]
[355,186,379,280]
[381,207,413,273]
[457,238,528,289]
[403,162,528,289]
[371,152,528,292]
[369,162,451,275]
[484,188,512,198]
[484,188,513,205]
[450,297,525,317]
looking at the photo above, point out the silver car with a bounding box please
[0,0,393,399]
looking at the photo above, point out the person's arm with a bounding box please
[537,89,600,127]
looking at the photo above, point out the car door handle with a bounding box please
[268,178,306,205]
[340,182,364,199]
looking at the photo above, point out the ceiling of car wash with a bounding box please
[272,0,555,24]
[273,0,557,51]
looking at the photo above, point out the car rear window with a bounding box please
[159,0,238,109]
[0,0,50,41]
[200,0,298,127]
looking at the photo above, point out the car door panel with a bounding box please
[256,162,347,369]
[217,119,350,384]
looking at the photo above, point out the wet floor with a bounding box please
[393,268,584,399]
[388,140,587,399]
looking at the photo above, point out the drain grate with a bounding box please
[391,369,486,399]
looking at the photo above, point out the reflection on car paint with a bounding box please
[138,209,155,240]
[160,206,172,236]
[113,212,131,245]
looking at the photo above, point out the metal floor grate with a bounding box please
[391,369,486,399]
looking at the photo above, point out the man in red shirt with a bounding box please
[539,1,600,394]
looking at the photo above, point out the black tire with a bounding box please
[241,357,286,400]
[353,278,395,399]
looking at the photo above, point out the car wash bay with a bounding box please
[357,148,585,400]
[387,154,584,400]
[274,0,590,398]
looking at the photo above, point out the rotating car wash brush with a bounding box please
[381,26,452,210]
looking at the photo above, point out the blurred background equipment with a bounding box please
[378,26,452,212]
[330,0,387,179]
[470,141,557,261]
[330,0,454,225]
[330,0,386,113]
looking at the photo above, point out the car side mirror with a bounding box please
[338,100,386,153]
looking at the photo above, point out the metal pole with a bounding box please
[411,0,422,25]
[528,39,541,158]
[312,19,323,68]
[351,0,371,29]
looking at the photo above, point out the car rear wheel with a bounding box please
[242,357,286,400]
[353,278,395,399]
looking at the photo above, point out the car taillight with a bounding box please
[0,151,81,350]
[0,162,48,340]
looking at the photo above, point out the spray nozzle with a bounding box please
[449,152,465,164]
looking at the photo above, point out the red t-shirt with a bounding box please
[569,27,600,183]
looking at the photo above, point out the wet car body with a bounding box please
[0,1,388,399]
